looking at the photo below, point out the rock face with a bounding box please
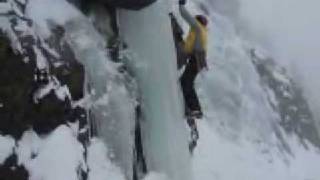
[0,1,88,178]
[0,27,86,139]
[0,33,34,138]
[0,1,139,179]
[251,50,320,150]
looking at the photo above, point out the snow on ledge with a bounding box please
[0,135,15,164]
[33,76,72,104]
[14,126,127,180]
[17,126,86,180]
[87,138,126,180]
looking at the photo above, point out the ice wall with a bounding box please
[118,1,192,180]
[64,18,136,179]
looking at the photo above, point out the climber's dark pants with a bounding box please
[180,56,202,114]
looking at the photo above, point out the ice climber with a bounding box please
[172,0,208,119]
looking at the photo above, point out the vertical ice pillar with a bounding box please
[118,1,192,180]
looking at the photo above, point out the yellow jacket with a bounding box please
[184,23,208,55]
[179,5,208,69]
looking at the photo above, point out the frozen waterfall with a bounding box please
[118,1,192,180]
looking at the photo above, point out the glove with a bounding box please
[179,0,186,5]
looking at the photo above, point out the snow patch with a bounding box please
[33,76,72,103]
[16,130,41,166]
[87,138,126,180]
[33,45,48,69]
[26,0,81,38]
[55,84,72,101]
[67,121,80,136]
[0,2,11,14]
[13,20,29,32]
[253,48,268,60]
[17,125,86,180]
[266,87,278,107]
[271,70,291,85]
[0,135,15,164]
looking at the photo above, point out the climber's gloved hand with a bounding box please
[179,0,186,5]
